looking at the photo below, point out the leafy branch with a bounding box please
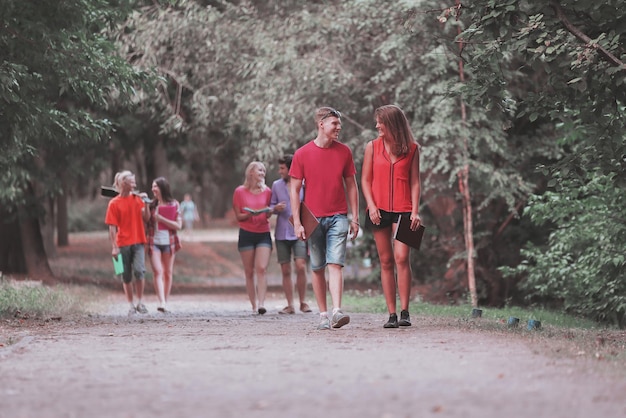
[550,0,626,70]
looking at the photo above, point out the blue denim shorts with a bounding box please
[308,214,349,271]
[119,244,146,284]
[238,229,273,252]
[151,244,172,254]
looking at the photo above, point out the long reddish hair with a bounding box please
[374,105,416,156]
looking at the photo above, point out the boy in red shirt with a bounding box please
[105,170,151,316]
[289,107,360,330]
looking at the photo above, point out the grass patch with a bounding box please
[344,290,605,330]
[343,290,388,313]
[0,280,102,319]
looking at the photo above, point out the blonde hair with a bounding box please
[314,107,341,124]
[113,170,134,190]
[243,161,267,190]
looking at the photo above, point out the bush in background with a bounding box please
[68,198,108,232]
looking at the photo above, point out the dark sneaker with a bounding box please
[136,303,148,314]
[384,313,399,328]
[399,310,411,326]
[331,310,350,328]
[317,316,331,330]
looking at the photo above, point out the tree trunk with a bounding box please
[19,213,55,283]
[456,1,478,307]
[143,128,168,190]
[0,212,54,282]
[458,165,477,307]
[151,137,169,181]
[42,196,57,258]
[57,171,69,247]
[0,213,27,274]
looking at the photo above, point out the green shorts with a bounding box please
[275,239,307,264]
[118,244,146,284]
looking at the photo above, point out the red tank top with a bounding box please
[370,138,418,212]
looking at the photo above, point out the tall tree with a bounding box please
[459,0,626,326]
[0,0,149,279]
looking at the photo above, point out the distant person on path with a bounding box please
[180,193,200,240]
[232,161,273,315]
[105,170,151,316]
[147,177,182,313]
[361,104,421,328]
[270,154,312,315]
[289,107,360,330]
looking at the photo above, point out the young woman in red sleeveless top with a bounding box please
[361,105,422,328]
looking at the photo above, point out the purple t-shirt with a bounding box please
[270,178,303,240]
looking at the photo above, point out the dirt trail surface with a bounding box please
[1,229,625,418]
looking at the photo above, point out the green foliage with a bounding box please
[459,0,626,182]
[9,0,625,325]
[67,198,108,232]
[501,171,626,327]
[0,0,150,212]
[110,1,577,305]
[459,0,626,326]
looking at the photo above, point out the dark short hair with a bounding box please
[278,154,293,169]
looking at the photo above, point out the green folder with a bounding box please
[112,255,124,275]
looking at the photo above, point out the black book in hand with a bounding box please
[100,186,152,203]
[101,186,119,198]
[393,215,425,250]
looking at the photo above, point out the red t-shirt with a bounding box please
[289,140,356,218]
[232,186,272,233]
[105,194,147,247]
[370,138,418,212]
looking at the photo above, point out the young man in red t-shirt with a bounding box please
[105,170,151,316]
[289,107,360,330]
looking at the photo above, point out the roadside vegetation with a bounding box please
[0,279,108,317]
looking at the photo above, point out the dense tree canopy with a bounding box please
[2,0,624,326]
[0,0,150,276]
[458,0,626,326]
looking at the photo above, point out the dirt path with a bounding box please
[1,229,625,417]
[1,293,625,418]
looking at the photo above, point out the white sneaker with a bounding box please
[331,310,350,328]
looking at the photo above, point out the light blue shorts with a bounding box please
[308,214,349,271]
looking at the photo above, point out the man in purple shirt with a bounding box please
[270,154,312,314]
